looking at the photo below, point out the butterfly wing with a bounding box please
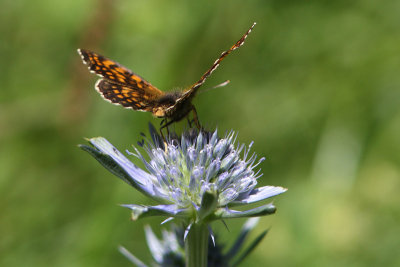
[168,22,256,112]
[95,79,160,112]
[78,49,164,112]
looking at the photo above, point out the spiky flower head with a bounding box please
[80,125,286,225]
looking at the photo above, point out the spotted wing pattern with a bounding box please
[78,49,164,112]
[94,79,156,111]
[167,22,257,113]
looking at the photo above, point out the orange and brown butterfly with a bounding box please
[78,22,256,131]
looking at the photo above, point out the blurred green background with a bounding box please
[1,0,400,266]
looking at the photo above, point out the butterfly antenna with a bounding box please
[183,22,256,98]
[199,80,230,94]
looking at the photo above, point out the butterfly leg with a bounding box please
[159,119,166,140]
[160,118,174,140]
[187,116,193,128]
[159,128,165,141]
[160,119,165,126]
[191,106,202,130]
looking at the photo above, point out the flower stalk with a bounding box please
[185,223,208,267]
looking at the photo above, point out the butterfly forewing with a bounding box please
[78,49,164,111]
[169,22,257,111]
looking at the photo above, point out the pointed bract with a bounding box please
[80,126,286,224]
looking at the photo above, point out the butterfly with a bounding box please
[78,22,256,132]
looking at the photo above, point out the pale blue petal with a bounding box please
[231,186,287,206]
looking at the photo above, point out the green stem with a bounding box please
[185,223,208,267]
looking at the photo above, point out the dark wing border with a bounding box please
[168,22,256,111]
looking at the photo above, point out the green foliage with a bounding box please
[1,0,400,266]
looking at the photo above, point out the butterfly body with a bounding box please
[78,22,256,130]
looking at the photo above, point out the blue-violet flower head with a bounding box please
[80,126,286,223]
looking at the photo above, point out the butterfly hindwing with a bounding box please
[95,79,159,112]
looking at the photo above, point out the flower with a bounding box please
[80,125,286,226]
[119,218,268,267]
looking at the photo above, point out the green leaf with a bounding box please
[118,246,148,267]
[198,190,218,222]
[225,218,260,259]
[232,230,268,266]
[212,203,276,220]
[79,144,138,188]
[121,204,190,221]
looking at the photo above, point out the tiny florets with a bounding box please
[130,129,264,207]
